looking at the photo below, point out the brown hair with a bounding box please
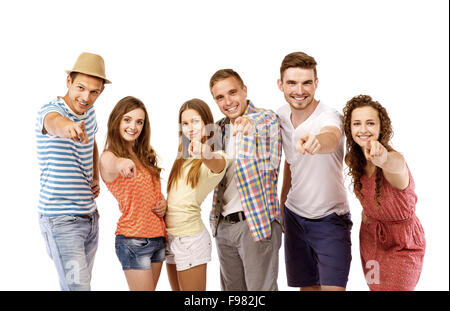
[167,98,216,192]
[104,96,161,177]
[280,52,317,80]
[209,68,245,90]
[342,94,394,206]
[69,72,105,89]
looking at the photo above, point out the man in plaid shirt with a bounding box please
[209,69,282,291]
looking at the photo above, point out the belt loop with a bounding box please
[238,212,244,222]
[376,222,387,244]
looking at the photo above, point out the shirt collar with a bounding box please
[222,99,255,126]
[243,100,255,116]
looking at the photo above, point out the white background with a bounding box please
[0,0,448,291]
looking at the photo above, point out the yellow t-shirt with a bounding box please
[165,151,228,236]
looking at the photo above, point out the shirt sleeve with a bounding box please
[37,101,66,135]
[89,107,98,137]
[317,109,343,133]
[199,150,228,193]
[253,110,282,171]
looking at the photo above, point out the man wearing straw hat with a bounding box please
[36,52,110,290]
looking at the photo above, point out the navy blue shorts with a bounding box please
[283,205,353,288]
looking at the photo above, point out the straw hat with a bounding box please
[65,52,111,84]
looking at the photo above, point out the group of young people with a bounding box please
[35,51,426,291]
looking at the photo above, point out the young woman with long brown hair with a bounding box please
[342,94,425,290]
[165,98,228,291]
[99,96,167,291]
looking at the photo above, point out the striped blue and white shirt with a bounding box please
[35,97,98,216]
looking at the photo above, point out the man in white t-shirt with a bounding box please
[277,52,352,291]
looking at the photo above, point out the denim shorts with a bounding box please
[284,205,353,288]
[115,235,166,271]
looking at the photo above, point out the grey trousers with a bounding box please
[215,219,282,291]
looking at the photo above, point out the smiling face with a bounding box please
[277,67,318,112]
[64,73,104,114]
[350,106,381,148]
[211,76,248,123]
[119,108,146,146]
[181,108,205,142]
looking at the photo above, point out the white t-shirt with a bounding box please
[221,123,244,217]
[277,101,349,219]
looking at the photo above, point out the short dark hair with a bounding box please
[280,52,317,80]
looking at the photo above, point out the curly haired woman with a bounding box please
[342,95,425,291]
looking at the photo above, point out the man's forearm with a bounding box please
[316,127,341,154]
[44,112,89,144]
[44,112,72,138]
[280,161,291,207]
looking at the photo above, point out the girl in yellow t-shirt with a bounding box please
[165,98,228,291]
[100,96,167,291]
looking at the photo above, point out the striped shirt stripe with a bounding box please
[36,97,97,216]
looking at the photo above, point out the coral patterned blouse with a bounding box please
[104,156,166,238]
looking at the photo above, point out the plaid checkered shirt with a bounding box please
[210,101,282,241]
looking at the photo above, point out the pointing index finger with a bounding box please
[363,143,372,160]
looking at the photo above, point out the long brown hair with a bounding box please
[105,96,161,177]
[342,95,394,206]
[167,98,216,192]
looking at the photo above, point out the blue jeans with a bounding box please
[39,211,99,291]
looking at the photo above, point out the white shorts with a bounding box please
[166,227,212,271]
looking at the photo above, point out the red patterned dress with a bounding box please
[359,167,425,291]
